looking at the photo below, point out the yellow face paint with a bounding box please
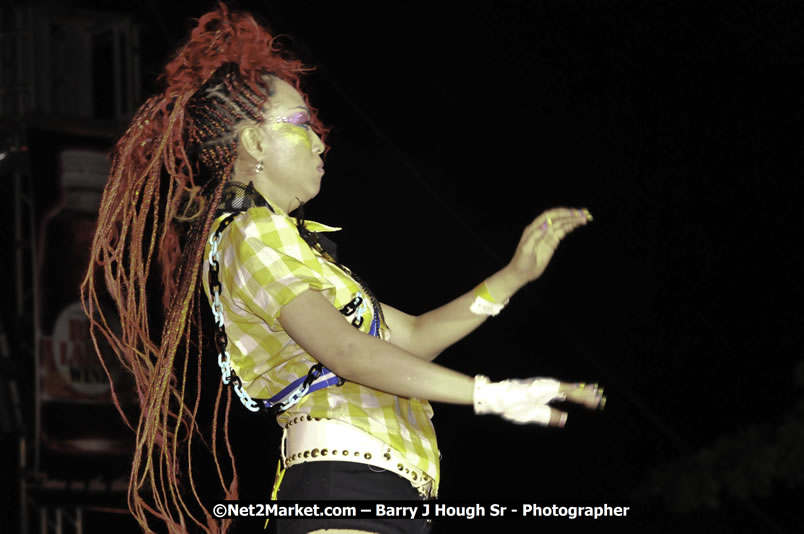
[269,112,312,150]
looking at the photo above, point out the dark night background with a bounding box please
[1,0,802,532]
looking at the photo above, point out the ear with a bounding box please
[239,126,264,160]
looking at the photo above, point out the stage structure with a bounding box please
[1,4,141,533]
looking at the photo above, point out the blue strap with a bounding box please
[261,366,343,413]
[368,309,380,337]
[263,365,336,406]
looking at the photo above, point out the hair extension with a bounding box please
[80,3,327,532]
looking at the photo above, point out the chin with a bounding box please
[307,184,322,202]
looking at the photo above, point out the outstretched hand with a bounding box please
[546,382,606,427]
[508,207,592,283]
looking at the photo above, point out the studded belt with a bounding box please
[281,416,436,498]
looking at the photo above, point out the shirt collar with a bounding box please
[267,200,341,234]
[217,181,341,233]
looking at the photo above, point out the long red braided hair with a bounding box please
[81,3,327,532]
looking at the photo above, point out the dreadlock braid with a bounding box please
[187,62,270,176]
[80,3,327,532]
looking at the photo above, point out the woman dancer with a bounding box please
[82,4,604,533]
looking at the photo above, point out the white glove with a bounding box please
[473,374,566,425]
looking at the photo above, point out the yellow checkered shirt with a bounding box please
[202,204,440,493]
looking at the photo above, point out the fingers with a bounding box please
[522,207,591,244]
[548,408,569,428]
[534,206,589,223]
[523,207,588,233]
[561,382,606,410]
[539,207,591,234]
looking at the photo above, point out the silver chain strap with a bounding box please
[208,215,260,412]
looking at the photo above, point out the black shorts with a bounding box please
[275,461,432,534]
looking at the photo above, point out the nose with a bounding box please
[310,130,324,154]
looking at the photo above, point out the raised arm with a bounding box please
[382,207,592,361]
[381,265,526,361]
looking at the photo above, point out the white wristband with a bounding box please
[469,296,507,316]
[473,374,494,414]
[473,374,565,425]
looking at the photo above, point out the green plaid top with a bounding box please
[202,203,440,493]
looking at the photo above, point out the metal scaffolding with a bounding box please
[1,4,141,532]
